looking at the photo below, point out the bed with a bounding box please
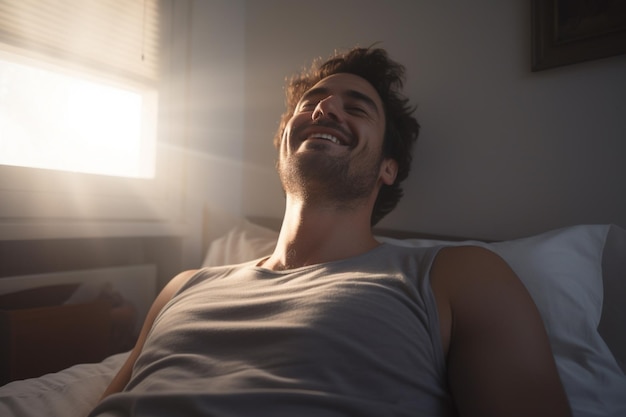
[1,218,625,417]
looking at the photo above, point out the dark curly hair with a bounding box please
[274,47,420,226]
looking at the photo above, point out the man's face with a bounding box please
[277,73,395,206]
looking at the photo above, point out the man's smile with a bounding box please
[296,123,354,149]
[307,132,341,145]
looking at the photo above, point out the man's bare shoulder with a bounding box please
[430,244,535,323]
[429,245,572,416]
[431,244,517,287]
[429,245,523,353]
[434,244,506,266]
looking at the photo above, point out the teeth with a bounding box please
[311,133,340,144]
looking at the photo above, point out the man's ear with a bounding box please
[380,158,398,186]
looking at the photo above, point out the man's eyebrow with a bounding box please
[299,87,329,104]
[299,87,380,116]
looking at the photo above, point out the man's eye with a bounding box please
[298,102,315,111]
[346,106,367,115]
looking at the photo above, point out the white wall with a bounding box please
[182,0,626,267]
[239,0,626,240]
[178,0,246,268]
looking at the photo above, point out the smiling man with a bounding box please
[267,72,395,272]
[89,47,572,417]
[277,73,388,212]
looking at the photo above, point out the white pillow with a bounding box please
[202,219,278,268]
[203,222,626,417]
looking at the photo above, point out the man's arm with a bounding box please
[96,269,199,401]
[430,246,572,417]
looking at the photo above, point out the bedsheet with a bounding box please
[0,352,127,417]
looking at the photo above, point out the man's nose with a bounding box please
[312,96,340,121]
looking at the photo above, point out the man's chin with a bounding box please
[280,155,338,191]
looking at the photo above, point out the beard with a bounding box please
[277,146,383,209]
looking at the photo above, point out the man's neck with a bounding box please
[261,199,379,271]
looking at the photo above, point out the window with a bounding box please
[0,0,183,236]
[0,51,156,178]
[0,0,160,179]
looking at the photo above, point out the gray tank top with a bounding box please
[91,243,455,417]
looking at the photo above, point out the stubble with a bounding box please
[277,145,382,210]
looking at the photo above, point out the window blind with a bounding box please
[0,0,160,84]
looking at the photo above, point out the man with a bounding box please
[90,47,572,416]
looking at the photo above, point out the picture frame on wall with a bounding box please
[531,0,626,71]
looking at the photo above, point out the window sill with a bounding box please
[0,220,186,241]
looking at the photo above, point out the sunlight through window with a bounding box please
[0,56,156,179]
